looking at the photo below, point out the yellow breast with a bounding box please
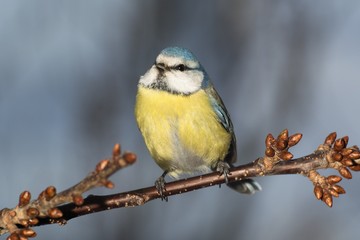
[135,86,231,176]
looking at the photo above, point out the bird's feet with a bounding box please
[215,161,231,184]
[155,172,168,201]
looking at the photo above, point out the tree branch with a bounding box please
[1,130,359,239]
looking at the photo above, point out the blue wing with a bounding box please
[205,85,233,132]
[203,79,261,194]
[204,84,237,164]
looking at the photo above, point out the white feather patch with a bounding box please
[166,70,203,94]
[139,65,158,86]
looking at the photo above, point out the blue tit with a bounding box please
[135,47,261,198]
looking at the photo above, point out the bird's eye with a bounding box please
[176,64,186,72]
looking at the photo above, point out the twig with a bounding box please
[0,144,136,239]
[1,130,359,240]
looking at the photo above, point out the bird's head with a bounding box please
[139,47,209,95]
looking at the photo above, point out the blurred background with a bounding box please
[1,1,360,239]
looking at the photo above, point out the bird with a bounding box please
[135,47,261,200]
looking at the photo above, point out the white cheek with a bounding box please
[139,65,158,86]
[167,71,203,94]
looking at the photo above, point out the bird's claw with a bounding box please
[216,161,231,184]
[155,176,168,201]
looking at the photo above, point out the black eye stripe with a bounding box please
[171,64,190,71]
[155,62,195,72]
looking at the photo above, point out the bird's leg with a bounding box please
[155,171,168,201]
[214,161,231,184]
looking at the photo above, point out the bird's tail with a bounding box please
[227,179,262,194]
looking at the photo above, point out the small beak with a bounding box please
[155,63,166,73]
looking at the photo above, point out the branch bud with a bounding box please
[113,143,121,157]
[28,218,39,226]
[278,129,288,141]
[265,133,275,147]
[26,208,39,218]
[342,158,354,167]
[332,185,346,194]
[265,147,275,157]
[279,151,293,161]
[123,152,137,164]
[326,175,342,184]
[44,186,56,200]
[276,140,288,151]
[8,232,20,240]
[20,229,36,238]
[265,134,275,148]
[322,193,333,207]
[72,194,84,206]
[342,136,349,147]
[349,151,360,160]
[19,219,28,227]
[288,133,302,147]
[324,132,337,145]
[349,165,360,171]
[104,180,115,189]
[48,208,63,218]
[332,152,342,162]
[338,167,352,179]
[314,185,323,200]
[96,159,110,172]
[328,188,339,198]
[19,191,31,207]
[341,148,353,156]
[334,139,345,151]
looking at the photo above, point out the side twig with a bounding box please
[0,144,136,239]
